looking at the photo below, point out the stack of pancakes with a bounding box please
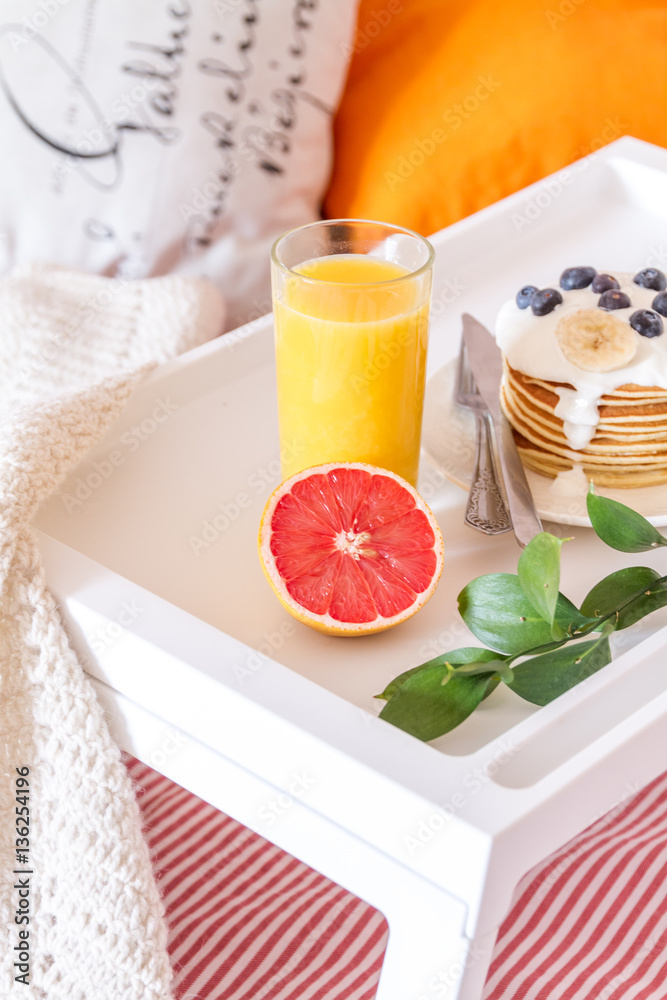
[501,362,667,488]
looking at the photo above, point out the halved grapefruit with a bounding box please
[258,463,444,636]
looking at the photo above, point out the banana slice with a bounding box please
[555,308,637,373]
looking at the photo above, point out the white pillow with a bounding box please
[0,1,359,330]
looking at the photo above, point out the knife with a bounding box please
[461,313,543,547]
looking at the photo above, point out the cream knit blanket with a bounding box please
[0,263,225,999]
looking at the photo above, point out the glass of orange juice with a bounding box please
[270,219,434,486]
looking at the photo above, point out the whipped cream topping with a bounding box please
[495,272,667,451]
[553,386,601,449]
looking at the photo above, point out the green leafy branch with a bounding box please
[376,490,667,742]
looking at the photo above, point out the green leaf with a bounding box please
[449,658,513,683]
[379,665,496,741]
[581,566,661,622]
[518,532,567,639]
[458,574,587,655]
[587,490,667,553]
[482,676,501,701]
[508,633,612,706]
[376,647,502,702]
[610,578,667,631]
[555,592,593,633]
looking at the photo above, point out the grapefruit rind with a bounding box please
[258,462,444,636]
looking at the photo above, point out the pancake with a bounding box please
[495,269,667,487]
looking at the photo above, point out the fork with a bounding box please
[455,342,512,534]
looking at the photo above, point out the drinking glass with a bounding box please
[271,219,434,485]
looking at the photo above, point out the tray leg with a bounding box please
[373,908,497,1000]
[456,929,498,1000]
[96,682,500,1000]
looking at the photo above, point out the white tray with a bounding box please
[35,136,667,1000]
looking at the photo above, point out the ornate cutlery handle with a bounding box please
[464,412,512,534]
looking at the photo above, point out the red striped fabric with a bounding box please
[125,756,667,1000]
[124,755,388,1000]
[483,770,667,1000]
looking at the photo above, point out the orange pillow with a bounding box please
[325,0,667,235]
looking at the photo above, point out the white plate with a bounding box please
[422,358,667,527]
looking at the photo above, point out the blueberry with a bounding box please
[531,288,563,316]
[560,266,597,290]
[633,268,667,292]
[598,290,631,310]
[652,292,667,317]
[516,285,538,309]
[630,309,663,338]
[591,273,620,294]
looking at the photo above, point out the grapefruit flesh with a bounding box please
[258,463,444,635]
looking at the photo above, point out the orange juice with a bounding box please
[273,254,430,484]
